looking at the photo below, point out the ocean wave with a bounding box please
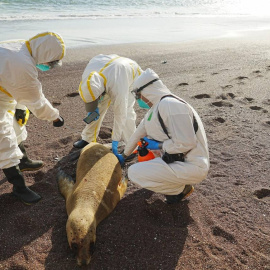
[0,12,256,21]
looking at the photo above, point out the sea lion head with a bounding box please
[66,214,96,266]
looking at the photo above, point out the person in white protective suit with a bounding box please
[0,31,66,205]
[73,54,143,162]
[119,68,210,204]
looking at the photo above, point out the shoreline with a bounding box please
[2,15,270,49]
[64,28,270,64]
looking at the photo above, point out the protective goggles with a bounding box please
[131,78,159,99]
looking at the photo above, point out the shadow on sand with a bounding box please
[0,147,191,270]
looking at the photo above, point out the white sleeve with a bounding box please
[9,67,59,121]
[124,118,147,156]
[15,103,27,111]
[160,100,197,154]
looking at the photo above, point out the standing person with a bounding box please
[73,54,143,162]
[0,31,66,204]
[120,68,210,204]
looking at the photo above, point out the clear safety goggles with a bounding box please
[131,78,159,99]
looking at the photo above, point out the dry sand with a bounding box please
[0,32,269,270]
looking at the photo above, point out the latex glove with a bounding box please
[53,116,64,127]
[83,108,100,124]
[115,154,125,165]
[112,140,119,155]
[143,137,160,150]
[15,109,27,125]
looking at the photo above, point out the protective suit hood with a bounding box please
[79,71,105,104]
[133,68,171,105]
[29,32,66,64]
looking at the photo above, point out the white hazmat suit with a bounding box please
[0,32,66,169]
[78,54,142,143]
[124,69,210,195]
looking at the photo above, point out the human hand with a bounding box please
[83,108,100,124]
[53,116,64,127]
[143,137,160,150]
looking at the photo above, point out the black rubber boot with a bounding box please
[18,142,44,172]
[3,165,42,205]
[165,185,194,204]
[73,139,89,149]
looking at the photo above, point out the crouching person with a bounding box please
[117,68,210,204]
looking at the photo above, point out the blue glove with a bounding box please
[112,140,119,155]
[115,154,125,165]
[143,137,160,150]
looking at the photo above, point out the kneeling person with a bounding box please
[121,69,210,204]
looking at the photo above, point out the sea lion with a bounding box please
[57,142,127,266]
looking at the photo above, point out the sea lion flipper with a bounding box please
[117,176,128,198]
[57,169,75,200]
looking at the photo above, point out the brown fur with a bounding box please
[57,142,127,266]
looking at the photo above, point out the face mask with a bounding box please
[137,98,150,109]
[98,95,104,103]
[36,64,51,71]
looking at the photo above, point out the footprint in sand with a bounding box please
[234,180,245,186]
[211,173,226,178]
[250,106,268,113]
[221,85,233,90]
[262,99,270,105]
[245,97,254,102]
[235,76,249,85]
[217,93,235,100]
[253,188,270,199]
[252,70,263,78]
[208,244,224,256]
[212,101,233,107]
[59,136,73,145]
[66,92,79,97]
[236,76,249,80]
[52,101,61,106]
[178,83,189,86]
[250,106,263,111]
[214,117,225,123]
[193,94,211,99]
[212,226,236,243]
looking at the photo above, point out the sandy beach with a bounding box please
[0,32,269,270]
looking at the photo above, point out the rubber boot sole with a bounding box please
[165,185,194,204]
[20,163,44,172]
[12,192,42,205]
[182,185,194,200]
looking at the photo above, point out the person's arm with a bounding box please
[10,66,60,122]
[124,118,147,156]
[160,99,197,154]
